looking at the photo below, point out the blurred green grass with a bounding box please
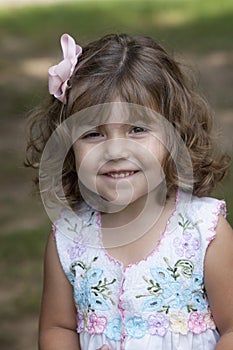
[0,0,233,53]
[0,1,232,349]
[0,227,49,316]
[0,227,49,349]
[1,0,233,117]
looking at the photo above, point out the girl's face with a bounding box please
[73,122,167,206]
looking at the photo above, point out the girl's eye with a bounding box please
[82,131,103,139]
[130,126,148,134]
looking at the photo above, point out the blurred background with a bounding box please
[0,0,232,349]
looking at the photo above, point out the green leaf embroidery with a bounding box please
[175,259,194,278]
[178,213,203,234]
[164,257,194,279]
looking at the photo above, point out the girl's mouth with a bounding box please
[104,171,138,179]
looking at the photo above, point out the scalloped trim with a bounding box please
[207,199,226,243]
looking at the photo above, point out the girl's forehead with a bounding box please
[100,122,128,128]
[73,102,163,127]
[69,102,169,141]
[96,123,136,130]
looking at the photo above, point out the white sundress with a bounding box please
[54,190,226,350]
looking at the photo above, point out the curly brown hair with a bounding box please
[25,33,230,206]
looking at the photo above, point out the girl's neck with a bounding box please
[101,188,165,227]
[100,186,176,249]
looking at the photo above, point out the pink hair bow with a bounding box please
[48,33,82,104]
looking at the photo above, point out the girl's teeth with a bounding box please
[108,171,134,178]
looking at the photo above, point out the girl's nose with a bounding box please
[103,138,130,161]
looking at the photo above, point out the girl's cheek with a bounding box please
[73,143,89,168]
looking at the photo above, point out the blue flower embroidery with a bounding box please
[105,318,122,341]
[142,297,163,312]
[192,292,206,311]
[74,279,91,309]
[169,286,192,309]
[91,295,110,311]
[192,274,203,289]
[67,272,75,285]
[162,282,180,299]
[87,268,103,284]
[125,316,148,338]
[150,267,170,283]
[150,267,192,304]
[136,255,203,316]
[70,257,116,314]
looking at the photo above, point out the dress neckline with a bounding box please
[96,189,181,270]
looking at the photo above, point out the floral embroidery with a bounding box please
[173,233,200,259]
[173,213,201,259]
[74,279,92,310]
[163,257,194,279]
[105,318,122,341]
[192,274,203,289]
[77,311,85,332]
[169,285,192,309]
[57,205,219,339]
[88,312,107,334]
[125,316,148,338]
[147,314,170,336]
[67,244,86,260]
[65,214,96,259]
[188,312,207,334]
[204,309,216,330]
[86,267,104,284]
[170,311,189,335]
[191,292,206,311]
[70,257,116,313]
[136,257,200,314]
[133,238,211,337]
[66,272,75,285]
[142,297,163,312]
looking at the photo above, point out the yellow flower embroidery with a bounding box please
[170,311,189,335]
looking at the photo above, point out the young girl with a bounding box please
[25,33,233,350]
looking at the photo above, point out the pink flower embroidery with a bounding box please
[88,313,107,334]
[48,33,82,104]
[188,312,207,334]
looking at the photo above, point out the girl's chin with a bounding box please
[99,195,135,207]
[98,191,148,208]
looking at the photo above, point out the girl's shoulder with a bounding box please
[52,202,101,278]
[52,201,99,243]
[178,190,226,219]
[173,190,227,244]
